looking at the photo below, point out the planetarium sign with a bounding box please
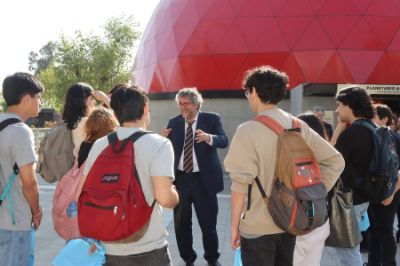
[338,84,400,95]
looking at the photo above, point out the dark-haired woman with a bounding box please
[62,83,109,158]
[293,112,330,266]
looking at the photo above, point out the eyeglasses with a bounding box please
[243,87,251,98]
[178,101,192,106]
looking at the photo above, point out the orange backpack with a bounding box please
[251,115,328,236]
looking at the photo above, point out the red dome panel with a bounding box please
[318,16,360,48]
[318,52,354,83]
[319,0,361,15]
[368,52,400,83]
[133,0,400,93]
[339,50,384,83]
[294,51,334,81]
[389,30,400,50]
[293,19,335,50]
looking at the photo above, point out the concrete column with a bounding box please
[290,83,304,115]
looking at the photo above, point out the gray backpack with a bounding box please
[38,123,74,183]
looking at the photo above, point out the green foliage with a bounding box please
[29,41,56,75]
[30,15,140,111]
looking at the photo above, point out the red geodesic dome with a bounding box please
[132,0,400,93]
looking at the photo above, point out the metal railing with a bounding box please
[32,128,51,153]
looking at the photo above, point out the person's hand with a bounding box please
[89,242,97,256]
[195,129,211,143]
[93,90,110,105]
[382,194,394,206]
[161,128,172,137]
[32,206,43,231]
[231,226,241,249]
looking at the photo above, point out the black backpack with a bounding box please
[353,119,399,203]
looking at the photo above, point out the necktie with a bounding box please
[183,121,194,173]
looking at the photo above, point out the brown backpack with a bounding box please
[250,115,328,236]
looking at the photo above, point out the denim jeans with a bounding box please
[0,228,32,266]
[104,245,172,266]
[334,202,369,266]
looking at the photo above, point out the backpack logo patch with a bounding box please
[101,174,120,183]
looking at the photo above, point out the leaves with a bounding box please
[29,15,140,111]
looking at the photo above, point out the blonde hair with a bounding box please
[85,107,118,142]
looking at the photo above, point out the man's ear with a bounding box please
[144,102,149,114]
[20,94,31,105]
[383,117,389,126]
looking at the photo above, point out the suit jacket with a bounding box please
[167,111,228,194]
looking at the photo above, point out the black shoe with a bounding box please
[185,262,194,266]
[207,261,221,266]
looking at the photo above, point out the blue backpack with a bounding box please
[353,119,399,203]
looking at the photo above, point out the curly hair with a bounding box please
[62,83,94,129]
[175,87,204,108]
[242,65,289,104]
[85,107,118,142]
[336,87,374,119]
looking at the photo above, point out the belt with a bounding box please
[176,170,200,176]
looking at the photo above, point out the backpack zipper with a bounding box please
[83,202,119,216]
[296,161,313,166]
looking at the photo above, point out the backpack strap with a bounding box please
[0,171,18,224]
[127,131,155,143]
[0,118,21,131]
[107,131,156,153]
[255,115,285,134]
[107,130,157,207]
[255,115,301,134]
[0,118,21,225]
[353,119,375,132]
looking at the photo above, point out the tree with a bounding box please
[30,15,140,111]
[28,41,56,75]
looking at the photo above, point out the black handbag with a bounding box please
[325,179,362,248]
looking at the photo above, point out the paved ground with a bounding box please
[35,178,399,266]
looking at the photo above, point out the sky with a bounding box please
[0,0,160,83]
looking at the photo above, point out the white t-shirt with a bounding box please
[83,127,175,255]
[72,117,87,158]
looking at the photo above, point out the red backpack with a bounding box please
[78,131,154,242]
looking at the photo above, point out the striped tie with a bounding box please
[183,121,194,173]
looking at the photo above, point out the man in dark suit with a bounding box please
[161,88,228,266]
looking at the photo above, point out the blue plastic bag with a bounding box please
[52,238,105,266]
[358,211,370,232]
[234,248,242,266]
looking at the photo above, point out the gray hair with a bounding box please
[175,87,204,107]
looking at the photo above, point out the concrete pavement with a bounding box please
[34,179,399,265]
